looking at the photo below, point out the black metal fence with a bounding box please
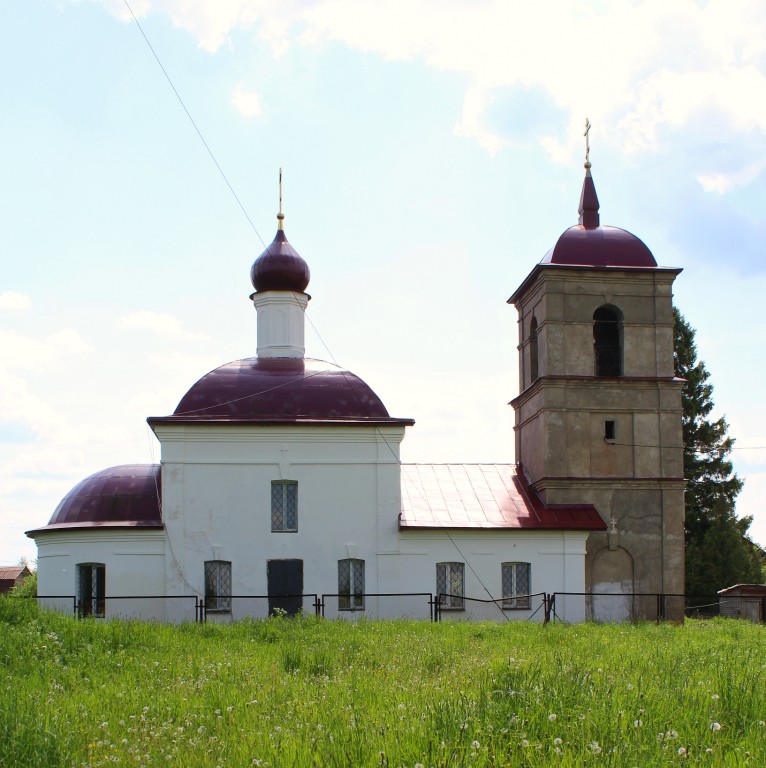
[20,591,764,624]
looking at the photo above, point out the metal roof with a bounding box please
[400,464,605,531]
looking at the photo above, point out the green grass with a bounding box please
[1,597,764,766]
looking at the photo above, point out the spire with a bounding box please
[277,167,284,231]
[578,118,600,229]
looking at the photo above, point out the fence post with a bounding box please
[313,595,321,617]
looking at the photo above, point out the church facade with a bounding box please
[28,165,684,623]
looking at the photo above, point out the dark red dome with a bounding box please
[542,224,657,268]
[163,357,412,424]
[250,229,310,293]
[38,465,162,531]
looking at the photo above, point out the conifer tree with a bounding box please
[673,308,764,596]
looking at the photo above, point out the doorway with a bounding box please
[267,559,303,616]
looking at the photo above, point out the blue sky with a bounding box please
[2,0,766,565]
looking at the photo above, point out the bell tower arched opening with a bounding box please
[593,305,622,376]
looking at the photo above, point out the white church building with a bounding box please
[28,163,685,623]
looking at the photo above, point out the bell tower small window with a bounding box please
[593,306,622,376]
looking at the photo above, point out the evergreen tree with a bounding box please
[673,308,764,596]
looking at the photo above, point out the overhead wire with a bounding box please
[122,0,268,250]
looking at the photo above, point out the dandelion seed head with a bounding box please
[472,740,480,749]
[711,722,721,731]
[548,713,557,721]
[678,747,687,756]
[634,720,643,728]
[711,694,720,700]
[553,737,562,745]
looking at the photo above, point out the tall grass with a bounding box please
[1,597,764,766]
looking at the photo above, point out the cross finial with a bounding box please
[277,167,284,230]
[584,118,591,169]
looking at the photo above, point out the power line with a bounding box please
[122,0,267,250]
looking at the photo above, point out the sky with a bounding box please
[2,0,766,567]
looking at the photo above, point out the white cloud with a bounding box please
[0,329,92,371]
[94,0,766,188]
[231,84,263,118]
[0,291,31,311]
[118,310,209,341]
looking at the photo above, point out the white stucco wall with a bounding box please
[34,529,168,621]
[154,423,406,622]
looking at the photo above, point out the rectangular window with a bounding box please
[502,562,531,609]
[271,481,298,532]
[77,563,105,618]
[204,560,232,613]
[338,559,365,611]
[436,562,464,610]
[604,420,616,441]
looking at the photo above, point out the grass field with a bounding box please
[1,597,764,767]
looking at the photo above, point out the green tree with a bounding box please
[674,308,764,596]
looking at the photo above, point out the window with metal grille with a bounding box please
[436,562,464,610]
[271,481,298,532]
[204,560,232,612]
[338,559,365,611]
[502,562,531,609]
[77,563,105,617]
[593,306,622,376]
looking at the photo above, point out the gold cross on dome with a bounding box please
[584,118,591,165]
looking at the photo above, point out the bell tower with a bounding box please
[508,151,685,621]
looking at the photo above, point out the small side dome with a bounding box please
[250,229,310,293]
[43,465,162,530]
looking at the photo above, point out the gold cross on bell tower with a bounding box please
[584,118,591,168]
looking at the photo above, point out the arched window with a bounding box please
[529,317,539,383]
[593,306,622,376]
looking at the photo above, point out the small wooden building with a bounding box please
[0,565,32,595]
[718,584,766,622]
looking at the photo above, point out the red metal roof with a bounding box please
[400,464,605,531]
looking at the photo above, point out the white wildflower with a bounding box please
[548,713,557,722]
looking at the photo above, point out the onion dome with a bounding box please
[541,166,656,268]
[250,217,310,293]
[150,357,414,425]
[28,465,162,534]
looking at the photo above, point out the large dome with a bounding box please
[162,357,413,424]
[35,465,162,532]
